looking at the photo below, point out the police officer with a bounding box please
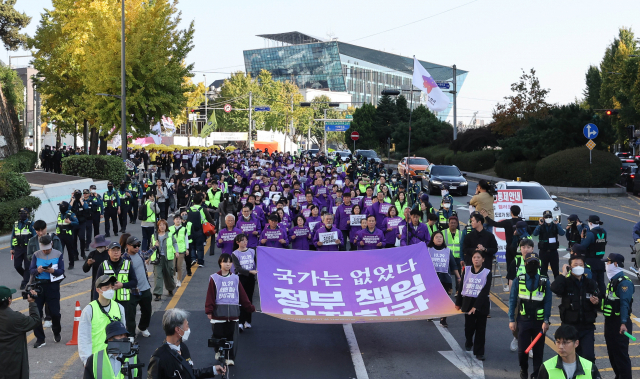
[508,252,551,379]
[83,321,139,379]
[532,210,565,279]
[10,208,36,290]
[580,215,607,298]
[565,214,585,251]
[537,325,602,379]
[440,184,454,206]
[70,189,89,259]
[437,198,457,231]
[116,181,132,234]
[103,181,121,237]
[87,185,104,238]
[549,255,600,363]
[57,201,79,269]
[601,253,635,379]
[127,176,143,224]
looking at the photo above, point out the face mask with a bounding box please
[441,191,448,197]
[525,262,539,275]
[108,186,113,191]
[606,263,622,280]
[19,213,28,221]
[571,266,585,276]
[443,203,450,209]
[588,223,594,229]
[181,214,188,221]
[544,217,552,224]
[102,289,115,300]
[60,206,69,214]
[188,171,192,174]
[175,170,179,174]
[120,185,125,191]
[179,327,191,341]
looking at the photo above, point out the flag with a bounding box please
[201,110,217,137]
[412,57,450,112]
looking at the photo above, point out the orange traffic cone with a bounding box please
[66,301,81,345]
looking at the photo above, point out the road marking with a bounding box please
[555,201,636,223]
[621,205,640,212]
[165,265,199,310]
[343,324,370,379]
[52,351,79,379]
[13,276,93,303]
[435,322,484,379]
[19,290,92,313]
[599,367,640,371]
[595,342,639,346]
[596,355,640,359]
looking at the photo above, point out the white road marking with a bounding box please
[621,268,639,278]
[435,322,485,379]
[343,324,370,379]
[563,253,571,258]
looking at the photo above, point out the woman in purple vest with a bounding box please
[427,231,461,327]
[383,205,402,248]
[259,213,288,248]
[455,250,491,361]
[231,234,258,333]
[349,205,365,251]
[289,215,311,250]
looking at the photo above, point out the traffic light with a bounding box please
[604,109,619,116]
[251,129,257,140]
[199,102,207,116]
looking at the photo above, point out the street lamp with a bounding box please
[120,0,127,160]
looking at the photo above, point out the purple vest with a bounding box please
[461,267,490,298]
[233,249,255,271]
[211,273,240,305]
[237,216,260,247]
[428,247,451,273]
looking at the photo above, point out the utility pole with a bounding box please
[120,0,127,160]
[323,108,327,154]
[452,64,457,140]
[308,120,311,150]
[204,74,208,146]
[248,91,253,149]
[290,94,294,153]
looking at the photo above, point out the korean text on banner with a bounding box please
[257,243,459,324]
[492,189,523,263]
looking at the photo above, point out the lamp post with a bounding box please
[120,0,127,160]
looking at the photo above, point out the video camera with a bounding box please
[208,337,233,378]
[22,280,44,300]
[107,339,144,379]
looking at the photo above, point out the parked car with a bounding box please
[302,149,319,157]
[621,166,638,192]
[621,159,636,171]
[398,157,430,177]
[329,150,351,162]
[355,149,381,163]
[495,181,561,227]
[425,165,468,196]
[616,152,633,159]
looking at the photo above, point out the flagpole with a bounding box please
[406,87,414,246]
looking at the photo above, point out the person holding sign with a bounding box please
[305,205,322,232]
[259,213,289,248]
[334,192,354,246]
[400,208,431,246]
[365,191,390,230]
[231,234,258,333]
[383,206,402,248]
[456,250,491,361]
[359,186,375,210]
[237,204,261,249]
[349,205,365,251]
[216,214,242,255]
[289,215,311,250]
[313,214,343,251]
[428,231,461,328]
[356,215,385,250]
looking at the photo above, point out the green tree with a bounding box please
[395,95,410,122]
[0,0,30,50]
[374,94,398,152]
[583,65,602,110]
[392,104,452,154]
[345,103,377,150]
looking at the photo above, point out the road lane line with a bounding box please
[12,276,93,304]
[599,367,640,372]
[435,322,485,379]
[621,205,640,212]
[343,324,370,379]
[165,265,199,310]
[52,351,79,379]
[19,290,92,313]
[555,201,636,223]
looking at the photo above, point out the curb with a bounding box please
[461,172,626,197]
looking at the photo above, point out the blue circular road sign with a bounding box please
[583,123,599,139]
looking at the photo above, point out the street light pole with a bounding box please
[120,0,127,160]
[452,64,457,141]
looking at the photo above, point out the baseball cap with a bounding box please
[601,253,624,267]
[95,275,117,289]
[516,221,528,229]
[0,286,16,302]
[524,252,540,263]
[39,234,53,250]
[107,242,121,250]
[126,236,141,247]
[587,215,601,224]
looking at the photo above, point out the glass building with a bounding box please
[243,31,468,121]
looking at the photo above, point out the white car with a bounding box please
[495,181,562,226]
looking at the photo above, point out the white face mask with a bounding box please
[179,327,191,341]
[571,266,584,276]
[443,203,450,209]
[606,263,622,280]
[544,218,553,224]
[588,222,594,229]
[102,289,115,300]
[441,191,448,197]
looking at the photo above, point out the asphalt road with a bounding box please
[0,181,639,378]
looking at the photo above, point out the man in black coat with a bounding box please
[148,308,224,379]
[82,235,111,301]
[482,205,524,268]
[462,213,498,270]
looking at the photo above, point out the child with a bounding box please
[231,234,258,333]
[427,230,461,327]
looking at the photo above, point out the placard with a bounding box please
[319,231,338,245]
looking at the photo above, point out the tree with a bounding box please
[491,68,551,136]
[450,126,498,152]
[345,103,377,150]
[583,65,602,110]
[395,95,410,122]
[0,0,30,50]
[391,104,453,153]
[374,94,398,152]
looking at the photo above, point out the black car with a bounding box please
[426,165,468,196]
[620,166,637,192]
[355,149,382,163]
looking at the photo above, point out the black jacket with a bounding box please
[485,216,522,248]
[147,342,217,379]
[83,249,111,301]
[550,273,600,327]
[462,228,498,270]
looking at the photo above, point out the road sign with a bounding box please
[586,139,596,150]
[583,123,598,139]
[346,115,353,119]
[254,106,270,112]
[325,121,350,132]
[351,131,360,141]
[224,104,232,113]
[436,82,450,89]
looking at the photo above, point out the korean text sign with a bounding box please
[492,189,523,262]
[257,243,458,324]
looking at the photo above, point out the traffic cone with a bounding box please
[66,301,81,345]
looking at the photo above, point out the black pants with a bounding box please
[592,269,606,300]
[212,321,238,360]
[75,221,87,255]
[118,204,129,232]
[505,245,517,269]
[239,274,256,325]
[59,231,77,268]
[91,212,101,237]
[33,281,61,342]
[141,226,155,252]
[184,252,193,275]
[464,312,487,356]
[122,289,153,335]
[128,198,139,223]
[157,202,167,221]
[572,326,595,363]
[517,317,545,376]
[539,249,559,279]
[104,208,118,236]
[13,246,30,287]
[604,316,633,379]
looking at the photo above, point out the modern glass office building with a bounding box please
[243,31,468,120]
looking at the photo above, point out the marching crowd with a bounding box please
[1,147,636,379]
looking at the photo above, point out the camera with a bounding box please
[107,340,144,379]
[22,281,43,300]
[208,337,233,350]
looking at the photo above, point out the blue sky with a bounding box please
[10,0,640,125]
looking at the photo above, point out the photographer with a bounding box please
[148,308,225,378]
[83,321,139,379]
[71,189,90,258]
[0,285,40,379]
[29,234,65,348]
[565,214,585,250]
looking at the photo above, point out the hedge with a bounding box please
[495,160,538,182]
[0,150,38,173]
[62,155,127,184]
[534,147,621,187]
[415,145,454,165]
[0,172,30,202]
[444,150,496,172]
[0,195,41,234]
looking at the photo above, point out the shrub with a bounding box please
[534,147,621,187]
[445,150,496,172]
[62,155,127,184]
[0,150,38,173]
[0,195,41,233]
[415,145,454,165]
[495,160,538,181]
[0,172,30,202]
[450,126,499,152]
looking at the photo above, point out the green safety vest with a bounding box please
[443,229,460,258]
[103,192,117,208]
[514,256,526,277]
[143,201,156,224]
[167,225,189,256]
[101,260,132,301]
[12,222,32,247]
[542,356,593,379]
[189,205,207,225]
[89,300,123,355]
[394,200,409,218]
[517,273,547,320]
[117,190,129,207]
[56,213,73,235]
[358,182,368,193]
[427,223,438,238]
[437,210,449,229]
[207,188,222,209]
[150,233,175,261]
[92,348,137,379]
[602,275,632,317]
[91,196,102,213]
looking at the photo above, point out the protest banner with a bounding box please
[493,189,523,262]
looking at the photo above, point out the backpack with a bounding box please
[138,201,148,221]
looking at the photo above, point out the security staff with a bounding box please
[87,185,104,238]
[207,179,223,230]
[127,177,143,224]
[57,201,79,269]
[443,215,463,272]
[580,215,607,298]
[78,275,127,365]
[437,198,457,231]
[10,208,36,290]
[83,321,138,379]
[103,181,121,237]
[29,234,65,348]
[532,210,565,279]
[538,325,602,379]
[601,253,635,379]
[508,252,551,379]
[550,255,600,363]
[116,181,132,234]
[71,189,89,259]
[440,184,454,207]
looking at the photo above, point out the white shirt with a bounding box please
[78,301,127,365]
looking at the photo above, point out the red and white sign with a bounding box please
[224,104,232,113]
[492,189,523,262]
[350,131,360,141]
[495,189,523,203]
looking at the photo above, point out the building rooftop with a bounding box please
[257,31,324,45]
